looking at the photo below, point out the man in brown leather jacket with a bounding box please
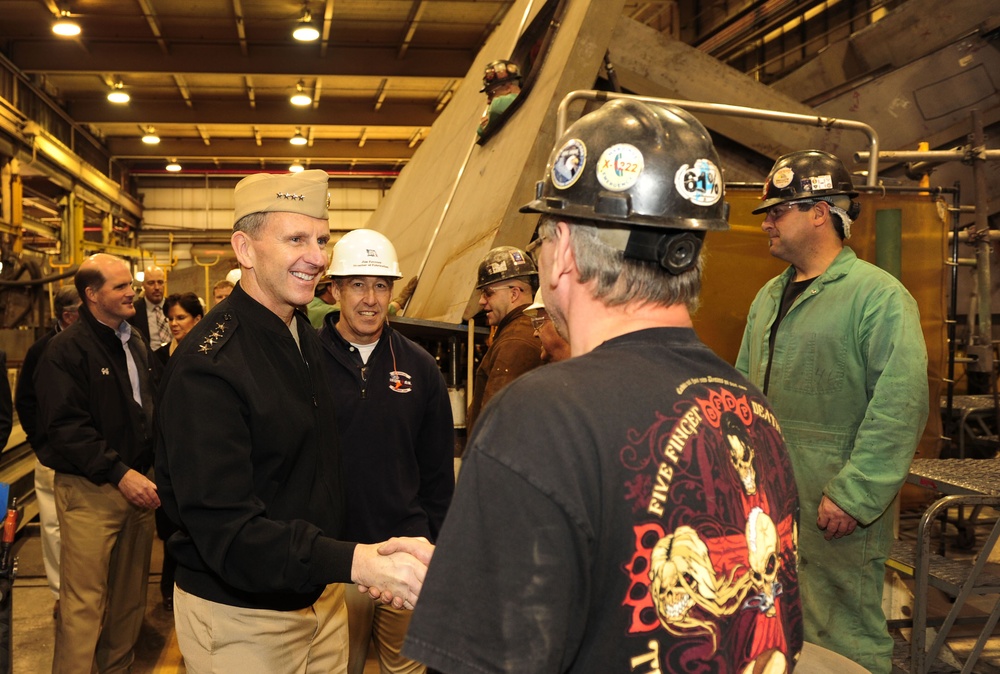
[466,245,543,433]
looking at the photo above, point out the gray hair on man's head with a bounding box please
[54,285,81,314]
[234,211,270,239]
[537,217,703,312]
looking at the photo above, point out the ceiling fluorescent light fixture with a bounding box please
[107,80,130,104]
[293,8,320,42]
[52,9,81,37]
[142,127,160,144]
[290,129,308,146]
[290,81,312,106]
[165,159,182,172]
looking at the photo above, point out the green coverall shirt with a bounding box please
[736,246,929,673]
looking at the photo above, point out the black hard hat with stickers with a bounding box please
[753,150,859,214]
[480,60,521,94]
[476,246,537,290]
[520,97,729,275]
[752,149,861,238]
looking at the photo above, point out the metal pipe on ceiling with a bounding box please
[557,90,881,186]
[127,168,401,178]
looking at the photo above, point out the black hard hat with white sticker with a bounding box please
[752,150,859,215]
[520,98,729,233]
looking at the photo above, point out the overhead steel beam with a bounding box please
[106,137,417,161]
[10,43,472,78]
[398,1,428,59]
[18,123,144,219]
[67,100,439,127]
[609,18,840,161]
[232,0,249,57]
[319,0,336,58]
[135,0,168,54]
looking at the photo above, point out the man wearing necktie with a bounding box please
[127,264,170,350]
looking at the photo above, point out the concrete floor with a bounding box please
[8,525,383,674]
[10,524,180,673]
[8,509,1000,673]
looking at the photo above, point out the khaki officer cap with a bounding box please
[233,169,331,222]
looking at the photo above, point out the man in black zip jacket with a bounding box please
[320,229,454,674]
[155,170,432,674]
[35,254,159,674]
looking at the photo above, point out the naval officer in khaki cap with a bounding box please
[155,169,434,674]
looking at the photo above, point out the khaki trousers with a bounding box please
[345,585,424,674]
[34,460,60,599]
[174,582,349,674]
[52,472,155,674]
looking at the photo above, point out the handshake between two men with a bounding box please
[353,536,436,611]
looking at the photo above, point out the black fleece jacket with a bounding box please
[319,319,454,544]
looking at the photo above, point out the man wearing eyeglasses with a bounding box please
[319,229,454,674]
[465,246,543,433]
[735,149,928,673]
[523,290,570,364]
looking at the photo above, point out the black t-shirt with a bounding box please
[404,328,803,673]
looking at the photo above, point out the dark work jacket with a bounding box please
[155,284,354,611]
[127,297,152,344]
[34,306,156,485]
[0,351,12,450]
[15,326,59,448]
[466,304,542,433]
[318,319,454,543]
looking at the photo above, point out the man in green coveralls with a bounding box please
[736,149,929,673]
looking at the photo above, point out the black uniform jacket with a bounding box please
[155,283,355,611]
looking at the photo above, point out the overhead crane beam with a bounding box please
[9,44,471,79]
[67,100,439,128]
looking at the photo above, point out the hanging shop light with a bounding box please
[107,80,130,104]
[292,7,320,42]
[290,81,312,106]
[52,8,81,37]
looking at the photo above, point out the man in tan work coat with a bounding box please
[466,245,543,433]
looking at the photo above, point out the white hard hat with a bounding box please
[523,289,545,318]
[328,229,403,279]
[225,268,242,285]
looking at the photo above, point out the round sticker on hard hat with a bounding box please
[771,167,794,189]
[596,144,644,192]
[674,158,722,207]
[551,139,587,190]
